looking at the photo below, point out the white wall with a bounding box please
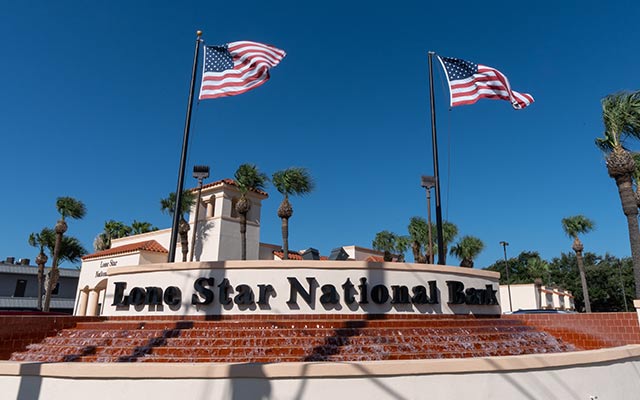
[77,253,141,293]
[112,229,171,249]
[100,260,501,317]
[342,246,386,261]
[500,284,538,312]
[1,346,639,400]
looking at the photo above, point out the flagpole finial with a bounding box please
[196,30,203,37]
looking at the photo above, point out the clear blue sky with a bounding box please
[2,1,639,269]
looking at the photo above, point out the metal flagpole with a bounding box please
[427,51,446,265]
[168,30,203,263]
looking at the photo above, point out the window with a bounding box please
[14,280,27,297]
[206,199,215,218]
[545,293,553,309]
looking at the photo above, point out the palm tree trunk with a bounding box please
[281,217,289,260]
[614,175,640,299]
[180,233,189,262]
[575,250,591,313]
[411,241,425,263]
[179,218,190,262]
[36,263,44,311]
[35,248,47,311]
[240,213,247,260]
[43,228,64,312]
[460,259,473,268]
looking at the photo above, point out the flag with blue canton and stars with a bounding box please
[199,41,286,100]
[437,56,534,109]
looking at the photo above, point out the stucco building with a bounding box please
[500,282,575,313]
[75,179,387,316]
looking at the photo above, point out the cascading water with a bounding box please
[9,316,576,363]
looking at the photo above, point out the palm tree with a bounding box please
[94,220,158,250]
[439,221,459,265]
[34,227,86,264]
[234,164,268,260]
[131,220,158,235]
[272,167,314,260]
[410,219,458,264]
[395,236,411,262]
[449,235,485,268]
[408,217,428,263]
[36,226,87,313]
[372,230,399,261]
[372,231,410,262]
[43,197,86,312]
[160,191,196,262]
[28,229,53,310]
[595,91,640,298]
[94,220,133,251]
[561,215,595,313]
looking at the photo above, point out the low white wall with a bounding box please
[1,346,639,400]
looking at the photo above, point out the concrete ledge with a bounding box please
[1,345,639,379]
[108,260,500,279]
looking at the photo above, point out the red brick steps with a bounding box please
[10,315,577,363]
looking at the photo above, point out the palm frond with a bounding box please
[160,191,196,218]
[234,164,268,194]
[131,220,158,234]
[450,235,484,260]
[408,216,428,244]
[272,167,315,196]
[561,215,595,238]
[372,230,398,252]
[599,91,640,150]
[56,197,86,220]
[57,235,88,264]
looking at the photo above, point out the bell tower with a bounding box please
[187,179,268,261]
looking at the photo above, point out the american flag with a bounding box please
[437,56,534,109]
[199,41,286,100]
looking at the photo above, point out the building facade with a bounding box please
[76,179,397,316]
[500,283,575,313]
[0,257,79,313]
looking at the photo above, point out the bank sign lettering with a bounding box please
[111,277,499,311]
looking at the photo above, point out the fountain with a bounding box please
[2,179,639,398]
[1,260,640,399]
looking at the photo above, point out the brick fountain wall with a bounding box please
[508,312,640,349]
[2,313,639,362]
[0,314,104,360]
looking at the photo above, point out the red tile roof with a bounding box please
[273,251,329,261]
[364,256,385,262]
[82,240,168,261]
[189,178,268,197]
[273,251,304,260]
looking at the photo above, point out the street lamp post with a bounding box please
[500,241,513,312]
[189,165,210,262]
[421,175,436,264]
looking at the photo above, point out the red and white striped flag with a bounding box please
[199,41,286,100]
[438,56,534,109]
